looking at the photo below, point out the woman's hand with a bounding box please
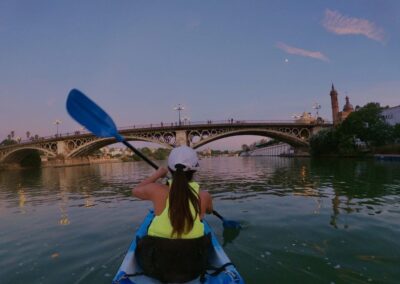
[135,167,168,189]
[155,167,168,179]
[133,167,169,199]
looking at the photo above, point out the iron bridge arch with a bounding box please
[189,128,310,149]
[1,146,56,163]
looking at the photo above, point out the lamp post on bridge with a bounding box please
[313,103,321,118]
[174,104,184,126]
[54,119,62,136]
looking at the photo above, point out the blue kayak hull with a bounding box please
[112,211,244,284]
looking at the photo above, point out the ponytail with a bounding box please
[168,164,200,238]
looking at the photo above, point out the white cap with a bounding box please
[168,146,200,171]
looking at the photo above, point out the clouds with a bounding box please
[276,42,329,62]
[277,9,386,62]
[323,9,385,43]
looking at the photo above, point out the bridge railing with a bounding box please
[2,119,332,147]
[116,119,326,130]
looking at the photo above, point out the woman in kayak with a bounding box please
[132,145,213,283]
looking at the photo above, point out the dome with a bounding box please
[343,96,354,112]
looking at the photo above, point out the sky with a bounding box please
[1,0,399,150]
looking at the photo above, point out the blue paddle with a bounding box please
[66,89,241,229]
[212,210,241,229]
[66,89,158,169]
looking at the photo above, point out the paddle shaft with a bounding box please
[212,210,225,221]
[66,89,234,226]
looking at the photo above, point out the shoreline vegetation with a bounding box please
[309,103,400,157]
[0,146,242,170]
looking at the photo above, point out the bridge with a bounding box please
[0,120,331,166]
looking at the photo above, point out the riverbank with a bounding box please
[374,154,400,161]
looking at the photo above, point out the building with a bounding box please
[248,142,294,156]
[295,112,317,124]
[330,84,354,125]
[382,105,400,126]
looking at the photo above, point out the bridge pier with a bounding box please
[175,130,189,146]
[57,141,69,156]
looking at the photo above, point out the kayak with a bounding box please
[112,210,245,284]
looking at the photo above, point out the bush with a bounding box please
[310,103,396,156]
[310,129,339,156]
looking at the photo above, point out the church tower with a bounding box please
[330,84,339,125]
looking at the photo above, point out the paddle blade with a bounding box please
[212,210,242,229]
[223,219,242,229]
[66,89,123,141]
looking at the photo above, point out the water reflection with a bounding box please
[198,157,400,230]
[18,188,26,213]
[1,157,400,283]
[222,227,241,247]
[1,158,400,228]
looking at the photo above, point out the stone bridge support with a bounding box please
[175,130,189,146]
[57,141,69,156]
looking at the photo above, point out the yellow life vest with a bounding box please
[148,181,204,239]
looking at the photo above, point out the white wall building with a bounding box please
[249,142,294,156]
[382,105,400,126]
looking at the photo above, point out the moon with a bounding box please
[284,58,289,63]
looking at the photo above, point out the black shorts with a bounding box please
[135,234,211,283]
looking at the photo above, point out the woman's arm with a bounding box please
[132,167,168,200]
[200,190,213,217]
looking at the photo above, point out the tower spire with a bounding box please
[330,83,339,125]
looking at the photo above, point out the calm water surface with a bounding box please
[0,157,399,284]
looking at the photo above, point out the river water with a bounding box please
[0,157,399,284]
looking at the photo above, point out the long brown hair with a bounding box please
[168,164,200,238]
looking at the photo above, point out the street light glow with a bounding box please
[312,103,321,118]
[174,104,185,126]
[54,119,62,135]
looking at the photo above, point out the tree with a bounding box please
[310,128,339,156]
[339,103,392,147]
[26,131,31,139]
[0,138,17,146]
[153,148,171,160]
[310,102,395,156]
[141,147,152,157]
[393,124,400,142]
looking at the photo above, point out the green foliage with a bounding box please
[241,144,250,152]
[310,102,397,156]
[0,139,17,146]
[310,129,339,156]
[140,147,152,157]
[210,149,229,156]
[339,103,392,147]
[152,148,171,160]
[393,124,400,141]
